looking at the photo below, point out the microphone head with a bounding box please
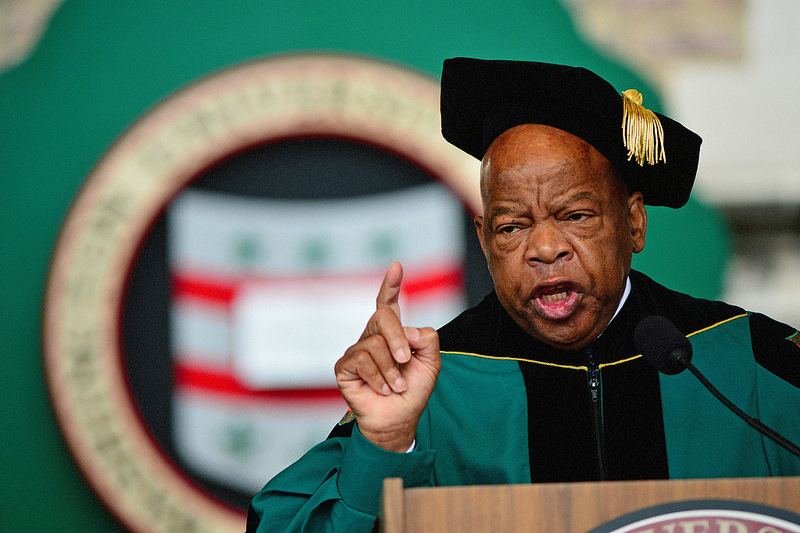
[634,315,693,375]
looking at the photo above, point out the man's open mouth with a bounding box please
[533,282,581,320]
[540,287,572,302]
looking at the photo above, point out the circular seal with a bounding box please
[590,500,800,533]
[42,53,479,533]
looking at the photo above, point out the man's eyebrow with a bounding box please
[568,191,599,203]
[486,190,601,219]
[487,205,522,219]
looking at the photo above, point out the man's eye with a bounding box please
[498,225,518,234]
[567,212,590,221]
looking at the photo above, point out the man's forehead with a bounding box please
[481,125,615,186]
[485,124,599,160]
[484,173,607,203]
[485,188,602,214]
[480,127,629,214]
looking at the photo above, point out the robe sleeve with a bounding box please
[246,424,436,532]
[749,313,800,475]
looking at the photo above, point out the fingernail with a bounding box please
[394,377,407,392]
[398,347,411,363]
[381,384,391,396]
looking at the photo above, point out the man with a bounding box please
[246,58,800,532]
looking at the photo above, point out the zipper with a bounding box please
[587,346,608,480]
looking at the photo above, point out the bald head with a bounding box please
[480,124,629,208]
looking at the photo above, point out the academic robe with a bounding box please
[247,270,800,532]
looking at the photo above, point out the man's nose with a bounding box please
[524,222,572,264]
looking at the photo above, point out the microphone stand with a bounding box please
[676,353,800,460]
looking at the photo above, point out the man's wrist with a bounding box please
[359,424,417,453]
[338,425,434,515]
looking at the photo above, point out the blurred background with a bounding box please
[1,1,798,531]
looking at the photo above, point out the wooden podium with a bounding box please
[380,476,800,532]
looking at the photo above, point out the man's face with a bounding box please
[475,124,647,350]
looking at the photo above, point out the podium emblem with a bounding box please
[590,500,800,533]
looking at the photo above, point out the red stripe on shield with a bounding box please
[174,362,344,401]
[171,263,464,306]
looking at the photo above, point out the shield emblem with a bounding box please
[167,182,467,492]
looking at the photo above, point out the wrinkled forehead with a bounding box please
[479,124,623,200]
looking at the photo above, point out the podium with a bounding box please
[380,476,800,532]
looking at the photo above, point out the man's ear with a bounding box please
[627,192,647,253]
[474,215,488,257]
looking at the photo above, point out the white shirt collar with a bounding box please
[612,276,632,323]
[598,276,631,338]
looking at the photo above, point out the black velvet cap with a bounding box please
[440,57,702,208]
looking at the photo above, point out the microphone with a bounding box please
[634,315,800,460]
[633,315,693,375]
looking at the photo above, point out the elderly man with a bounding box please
[246,58,800,532]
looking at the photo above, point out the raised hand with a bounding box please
[334,262,441,452]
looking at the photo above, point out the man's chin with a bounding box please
[520,313,599,351]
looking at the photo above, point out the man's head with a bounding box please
[440,57,702,349]
[475,123,646,349]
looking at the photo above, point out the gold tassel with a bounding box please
[621,89,666,166]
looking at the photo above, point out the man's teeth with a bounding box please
[541,289,571,302]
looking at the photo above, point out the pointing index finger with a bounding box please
[376,262,403,317]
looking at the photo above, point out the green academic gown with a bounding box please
[247,270,800,532]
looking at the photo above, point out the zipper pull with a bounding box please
[587,346,600,401]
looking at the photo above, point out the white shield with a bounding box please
[167,182,467,492]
